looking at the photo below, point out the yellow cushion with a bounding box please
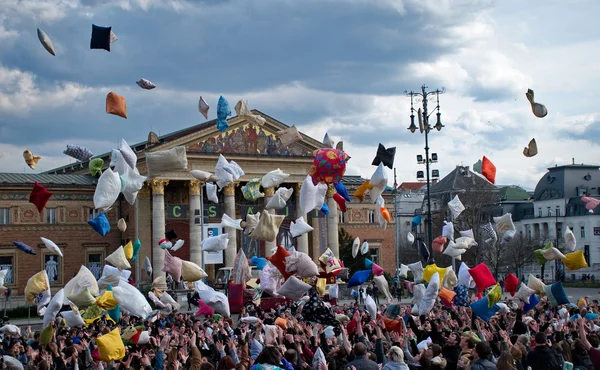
[95,290,118,310]
[353,180,373,201]
[181,260,208,282]
[97,328,126,362]
[124,241,133,260]
[423,264,447,283]
[316,278,327,296]
[487,284,502,308]
[24,271,49,303]
[39,324,54,345]
[563,250,588,271]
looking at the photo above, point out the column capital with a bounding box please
[138,182,151,198]
[187,180,203,195]
[150,179,169,195]
[264,187,275,197]
[223,182,239,196]
[326,183,336,196]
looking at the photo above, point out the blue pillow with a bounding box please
[347,270,372,288]
[333,182,351,202]
[454,284,470,307]
[320,202,329,215]
[88,212,110,236]
[411,216,422,227]
[13,241,36,255]
[570,313,582,322]
[523,294,540,313]
[131,239,141,261]
[470,296,500,322]
[585,313,598,321]
[250,256,267,270]
[364,258,373,268]
[90,24,112,51]
[216,96,231,132]
[544,281,570,307]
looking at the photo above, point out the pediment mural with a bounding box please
[186,122,314,157]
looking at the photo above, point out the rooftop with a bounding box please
[0,173,97,187]
[398,182,425,191]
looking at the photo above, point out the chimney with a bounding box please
[572,158,575,165]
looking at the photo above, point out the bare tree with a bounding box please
[501,234,539,279]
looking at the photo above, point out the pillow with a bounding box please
[105,92,127,119]
[481,156,496,184]
[190,170,213,181]
[448,195,465,219]
[455,237,474,250]
[250,211,285,242]
[365,258,373,269]
[443,241,465,260]
[266,246,292,279]
[480,222,498,246]
[63,144,93,162]
[63,265,99,302]
[97,328,126,362]
[62,310,85,327]
[493,213,516,236]
[159,291,181,312]
[370,163,387,189]
[231,249,251,285]
[43,289,65,327]
[439,288,457,306]
[371,143,396,169]
[0,324,20,337]
[244,212,261,235]
[333,182,351,202]
[90,24,112,51]
[505,273,519,296]
[88,212,111,236]
[39,324,54,346]
[216,96,231,132]
[241,178,264,201]
[222,213,243,230]
[198,288,230,317]
[563,250,588,270]
[316,278,326,296]
[24,270,51,308]
[329,283,339,299]
[13,241,35,255]
[29,182,52,213]
[146,146,188,178]
[441,221,454,241]
[320,202,329,215]
[523,294,540,313]
[527,274,546,295]
[122,166,147,205]
[196,300,215,317]
[121,269,132,280]
[318,248,342,273]
[123,241,133,260]
[301,294,339,329]
[206,182,219,203]
[290,216,314,238]
[201,233,229,251]
[352,237,360,258]
[299,175,328,214]
[310,148,347,184]
[163,251,182,282]
[285,251,318,278]
[373,275,393,303]
[68,287,96,309]
[442,269,458,290]
[118,139,137,169]
[540,246,566,260]
[454,284,470,307]
[470,297,500,322]
[372,263,384,276]
[262,169,290,189]
[117,218,127,232]
[353,180,373,201]
[361,241,369,255]
[113,280,153,317]
[182,260,208,282]
[249,256,267,270]
[94,168,121,211]
[564,228,577,252]
[197,96,210,119]
[266,187,294,210]
[37,28,56,56]
[544,282,570,307]
[515,283,535,304]
[365,295,377,319]
[95,289,119,310]
[276,125,303,147]
[487,284,502,308]
[457,262,473,287]
[259,262,283,295]
[145,256,153,277]
[459,229,478,247]
[582,196,600,211]
[106,246,131,270]
[274,317,288,330]
[432,236,447,254]
[408,261,424,282]
[89,158,104,176]
[469,264,496,293]
[418,272,440,315]
[97,271,121,290]
[347,270,371,288]
[423,264,447,283]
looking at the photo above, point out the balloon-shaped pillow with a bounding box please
[309,148,348,184]
[408,261,424,282]
[29,182,53,213]
[372,263,384,276]
[182,261,207,282]
[163,250,182,282]
[361,241,369,255]
[564,228,577,252]
[106,246,131,270]
[290,216,314,237]
[373,275,392,303]
[471,296,500,322]
[13,241,35,255]
[277,276,311,301]
[365,295,377,319]
[563,250,588,270]
[544,282,570,307]
[347,270,372,288]
[469,263,496,293]
[250,211,285,242]
[201,233,229,251]
[432,236,447,254]
[97,328,126,362]
[37,28,56,56]
[505,273,519,296]
[423,264,447,283]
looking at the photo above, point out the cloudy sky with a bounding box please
[1,0,599,190]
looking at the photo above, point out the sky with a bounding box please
[1,0,599,190]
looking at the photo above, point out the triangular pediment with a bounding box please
[146,110,322,157]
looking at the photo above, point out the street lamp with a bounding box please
[406,85,445,265]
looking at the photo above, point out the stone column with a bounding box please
[295,183,309,255]
[151,179,169,280]
[223,182,238,266]
[326,184,340,258]
[188,180,203,267]
[263,187,276,257]
[311,217,320,263]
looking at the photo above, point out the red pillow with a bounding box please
[432,236,447,254]
[469,263,497,293]
[266,246,292,280]
[482,156,496,184]
[29,182,52,213]
[505,273,519,296]
[333,193,346,212]
[228,282,244,313]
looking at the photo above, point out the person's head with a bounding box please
[353,342,367,357]
[431,344,442,357]
[447,332,460,346]
[388,346,404,363]
[423,320,432,331]
[217,355,236,370]
[255,346,282,366]
[496,351,515,370]
[509,346,522,361]
[517,335,529,348]
[461,336,476,350]
[475,342,492,361]
[534,332,547,345]
[199,363,216,370]
[589,334,600,348]
[284,349,297,364]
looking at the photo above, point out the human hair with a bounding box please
[284,349,297,364]
[534,332,547,345]
[589,334,600,348]
[431,344,442,357]
[509,346,522,361]
[475,341,492,360]
[217,355,236,370]
[255,346,282,366]
[465,337,476,349]
[496,351,516,370]
[353,342,367,356]
[388,346,404,362]
[200,363,216,370]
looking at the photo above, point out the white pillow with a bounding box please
[160,291,181,312]
[373,275,393,303]
[399,264,409,278]
[190,170,213,181]
[527,274,546,295]
[62,310,85,327]
[408,261,424,282]
[494,213,516,235]
[443,241,465,259]
[457,262,473,287]
[276,276,311,301]
[407,232,415,244]
[361,241,369,255]
[43,289,65,327]
[0,324,20,336]
[265,187,293,210]
[454,237,473,250]
[352,237,360,258]
[122,165,147,205]
[442,222,454,241]
[418,272,440,315]
[459,229,478,247]
[222,213,243,230]
[40,237,63,257]
[262,169,290,189]
[172,239,185,252]
[370,163,387,188]
[198,288,230,317]
[0,269,7,288]
[94,168,121,211]
[201,233,229,251]
[244,212,261,235]
[240,316,260,325]
[514,283,535,304]
[145,146,188,178]
[329,284,339,299]
[112,279,152,318]
[105,246,131,270]
[299,175,328,215]
[215,167,234,189]
[121,269,132,280]
[97,273,121,290]
[206,183,219,203]
[119,139,137,170]
[225,160,245,179]
[290,216,314,237]
[285,251,318,278]
[110,149,129,175]
[564,228,577,252]
[540,246,565,260]
[62,265,99,304]
[447,195,465,219]
[3,355,23,370]
[365,295,377,318]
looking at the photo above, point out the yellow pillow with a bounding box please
[487,284,502,308]
[39,324,54,345]
[423,264,447,283]
[97,328,126,362]
[124,241,133,260]
[24,270,49,303]
[95,290,119,310]
[563,250,588,271]
[316,278,327,296]
[353,180,373,201]
[68,287,96,309]
[181,260,208,282]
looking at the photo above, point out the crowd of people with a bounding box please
[1,285,600,370]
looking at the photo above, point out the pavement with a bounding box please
[7,287,600,329]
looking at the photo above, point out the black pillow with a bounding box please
[165,230,177,241]
[371,143,396,169]
[90,24,112,51]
